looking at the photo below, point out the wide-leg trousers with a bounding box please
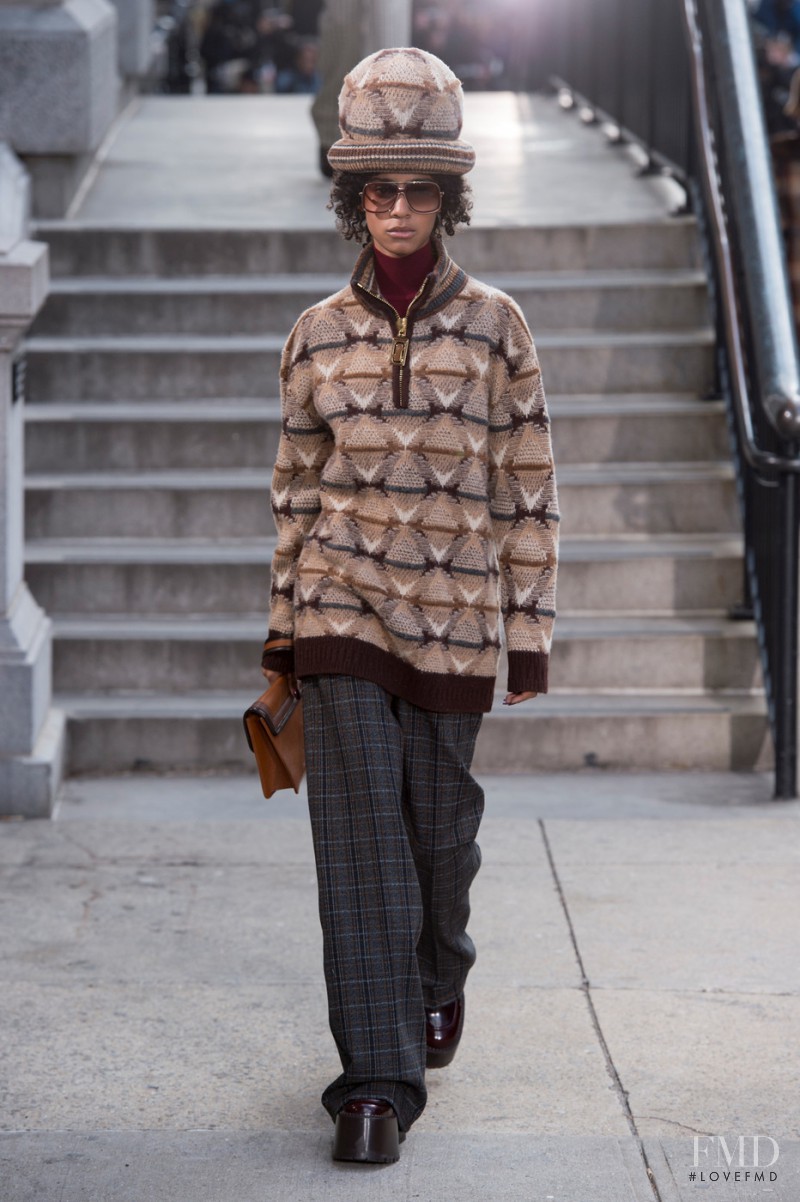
[301,673,485,1133]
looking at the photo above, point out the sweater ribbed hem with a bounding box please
[294,636,495,713]
[507,650,549,695]
[261,629,295,673]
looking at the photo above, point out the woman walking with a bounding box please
[261,46,559,1164]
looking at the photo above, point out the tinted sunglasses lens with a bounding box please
[406,183,441,211]
[363,182,399,210]
[362,182,441,211]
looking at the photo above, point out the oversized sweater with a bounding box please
[261,236,560,713]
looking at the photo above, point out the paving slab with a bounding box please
[0,1132,656,1202]
[469,861,579,988]
[424,984,629,1136]
[592,990,800,1141]
[541,818,800,993]
[0,982,623,1137]
[647,1136,800,1202]
[1,862,323,986]
[1,857,573,990]
[553,861,800,993]
[0,814,317,868]
[542,817,800,865]
[0,980,330,1133]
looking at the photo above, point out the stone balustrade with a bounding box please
[0,141,64,815]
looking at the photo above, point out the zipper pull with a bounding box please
[390,316,409,367]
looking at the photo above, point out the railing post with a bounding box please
[774,470,800,797]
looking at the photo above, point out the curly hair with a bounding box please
[329,171,473,243]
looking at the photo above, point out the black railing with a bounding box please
[544,0,800,798]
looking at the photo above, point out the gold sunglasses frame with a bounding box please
[359,180,443,214]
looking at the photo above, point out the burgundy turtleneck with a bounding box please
[373,240,436,316]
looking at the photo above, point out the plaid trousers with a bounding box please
[302,673,485,1133]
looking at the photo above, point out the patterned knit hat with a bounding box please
[327,47,476,176]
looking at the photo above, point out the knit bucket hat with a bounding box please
[327,46,476,176]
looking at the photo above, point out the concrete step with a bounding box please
[548,614,760,691]
[24,330,715,401]
[24,395,729,471]
[549,395,728,464]
[31,275,349,338]
[24,534,746,616]
[32,219,702,278]
[554,462,737,535]
[25,469,275,540]
[51,614,761,694]
[30,268,710,336]
[24,462,738,539]
[24,400,284,472]
[53,689,770,775]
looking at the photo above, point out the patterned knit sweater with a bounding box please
[261,237,560,713]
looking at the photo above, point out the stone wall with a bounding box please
[0,0,153,216]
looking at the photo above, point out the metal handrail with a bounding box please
[681,0,800,475]
[695,0,800,448]
[551,0,800,471]
[686,0,800,799]
[546,0,800,797]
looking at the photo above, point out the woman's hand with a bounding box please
[261,667,302,697]
[503,691,538,705]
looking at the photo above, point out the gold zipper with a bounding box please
[357,275,430,404]
[391,316,409,367]
[396,279,429,401]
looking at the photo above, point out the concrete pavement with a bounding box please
[2,771,799,1201]
[67,92,685,228]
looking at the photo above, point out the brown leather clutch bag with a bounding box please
[243,672,305,798]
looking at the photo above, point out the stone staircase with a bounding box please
[24,221,770,774]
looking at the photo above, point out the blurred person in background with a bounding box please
[444,10,507,89]
[413,0,534,90]
[752,0,800,328]
[752,0,800,133]
[199,0,293,92]
[412,0,450,58]
[287,0,324,36]
[311,0,412,175]
[276,38,321,92]
[753,0,800,57]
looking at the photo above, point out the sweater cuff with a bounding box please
[507,650,549,695]
[261,629,295,674]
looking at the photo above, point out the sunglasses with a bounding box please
[360,180,443,214]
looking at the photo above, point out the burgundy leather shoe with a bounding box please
[332,1098,405,1163]
[425,993,465,1069]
